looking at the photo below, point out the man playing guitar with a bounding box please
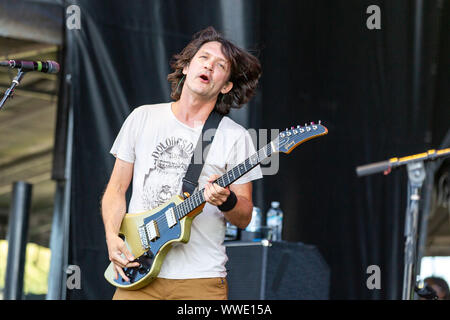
[102,26,263,300]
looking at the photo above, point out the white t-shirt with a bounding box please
[110,102,263,279]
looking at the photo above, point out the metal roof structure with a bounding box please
[0,0,62,248]
[0,35,60,247]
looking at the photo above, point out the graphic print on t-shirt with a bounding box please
[142,136,194,210]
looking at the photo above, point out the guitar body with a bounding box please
[104,195,205,290]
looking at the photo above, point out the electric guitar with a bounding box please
[104,122,328,290]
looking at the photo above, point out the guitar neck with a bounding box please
[175,141,275,219]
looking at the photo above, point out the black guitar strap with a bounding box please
[182,110,224,197]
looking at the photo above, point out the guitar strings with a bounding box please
[139,189,205,237]
[140,162,246,234]
[139,165,236,231]
[137,148,269,242]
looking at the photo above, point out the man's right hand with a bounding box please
[106,234,140,282]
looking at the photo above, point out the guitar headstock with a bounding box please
[275,121,328,154]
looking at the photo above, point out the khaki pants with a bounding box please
[112,277,228,300]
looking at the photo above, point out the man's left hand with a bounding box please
[204,174,230,206]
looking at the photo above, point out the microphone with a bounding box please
[0,60,60,74]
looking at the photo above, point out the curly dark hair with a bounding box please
[167,26,262,115]
[425,277,450,300]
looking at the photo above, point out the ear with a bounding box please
[221,81,233,94]
[182,63,189,75]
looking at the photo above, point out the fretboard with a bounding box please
[174,141,274,219]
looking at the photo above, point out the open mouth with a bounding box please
[199,74,210,83]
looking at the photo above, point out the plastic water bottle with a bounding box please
[225,221,237,241]
[246,206,262,232]
[275,202,284,240]
[266,201,283,241]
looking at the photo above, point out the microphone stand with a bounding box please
[0,68,27,111]
[402,161,425,300]
[356,148,450,300]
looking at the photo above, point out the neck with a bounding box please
[172,90,217,128]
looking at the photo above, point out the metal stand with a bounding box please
[0,69,26,111]
[356,148,450,299]
[47,89,74,300]
[402,161,426,300]
[4,181,32,300]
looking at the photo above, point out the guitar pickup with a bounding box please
[145,220,160,241]
[165,208,177,228]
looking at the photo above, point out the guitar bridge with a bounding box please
[138,225,150,249]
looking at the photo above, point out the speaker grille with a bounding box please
[225,242,264,299]
[225,241,330,300]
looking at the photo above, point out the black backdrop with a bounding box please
[64,0,449,299]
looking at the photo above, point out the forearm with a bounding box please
[101,189,127,240]
[222,195,253,229]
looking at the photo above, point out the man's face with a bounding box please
[182,41,233,100]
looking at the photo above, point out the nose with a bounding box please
[203,60,213,71]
